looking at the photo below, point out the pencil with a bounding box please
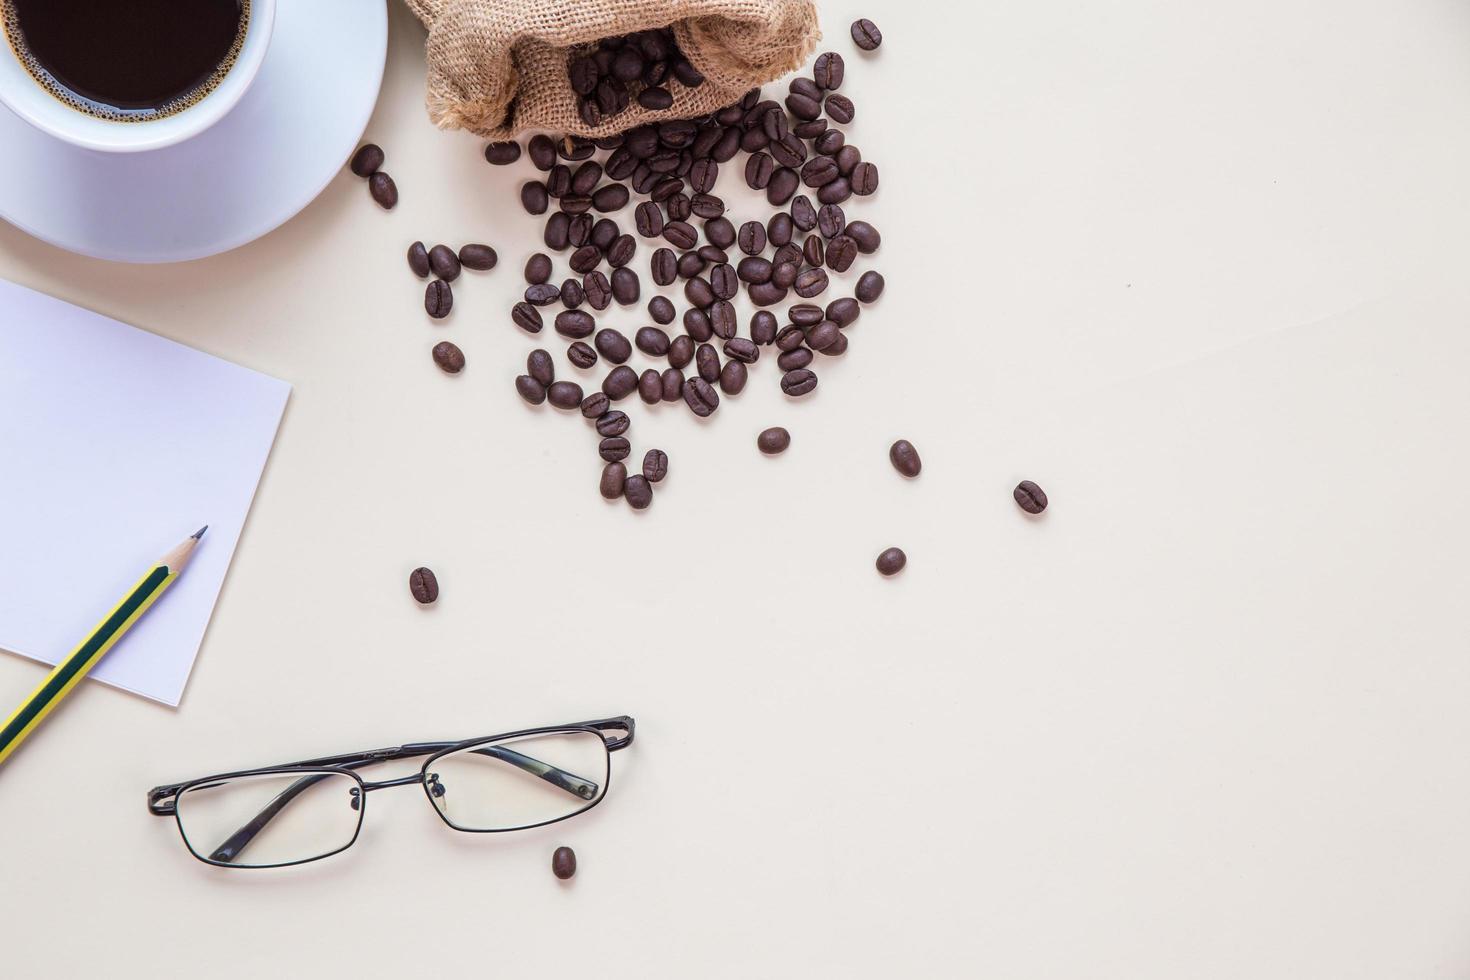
[0,526,207,768]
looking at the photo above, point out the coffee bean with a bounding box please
[748,282,789,306]
[527,349,555,387]
[736,257,771,285]
[432,341,465,373]
[593,183,630,212]
[720,359,748,394]
[803,236,825,268]
[767,168,799,205]
[802,156,840,189]
[850,161,879,196]
[688,158,718,194]
[738,221,767,255]
[657,185,687,210]
[526,283,561,306]
[825,94,855,125]
[698,244,728,265]
[568,341,598,369]
[600,462,627,499]
[888,439,922,478]
[635,326,671,357]
[607,147,637,180]
[758,427,791,455]
[520,255,550,288]
[529,134,557,170]
[683,377,720,417]
[631,368,659,404]
[546,164,571,197]
[685,276,715,309]
[789,76,821,100]
[544,212,571,249]
[635,201,664,238]
[568,244,601,274]
[794,268,830,298]
[547,381,584,409]
[555,310,596,339]
[703,218,735,251]
[350,143,383,177]
[459,243,498,271]
[599,436,631,462]
[1014,480,1048,514]
[816,204,846,239]
[560,278,585,308]
[806,320,841,351]
[423,245,459,282]
[425,280,453,318]
[791,195,817,231]
[696,343,721,382]
[484,140,520,165]
[648,296,675,324]
[590,218,619,251]
[408,566,439,603]
[777,347,813,371]
[368,172,398,209]
[820,331,849,356]
[815,129,845,155]
[641,449,669,483]
[875,547,906,576]
[813,52,845,90]
[745,152,774,190]
[767,212,794,246]
[750,310,778,345]
[611,267,641,304]
[684,307,713,341]
[606,235,636,268]
[603,365,639,400]
[788,304,823,328]
[771,261,799,289]
[781,368,818,396]
[595,328,632,363]
[720,337,757,365]
[835,144,861,176]
[690,194,724,221]
[845,220,880,253]
[406,241,431,279]
[512,301,542,333]
[570,212,597,245]
[651,247,677,285]
[855,270,885,303]
[827,297,861,327]
[583,270,612,309]
[638,85,673,110]
[668,334,695,368]
[794,118,828,139]
[706,265,736,302]
[741,126,769,154]
[581,391,609,417]
[663,220,698,249]
[515,375,546,404]
[817,178,852,204]
[624,474,654,509]
[770,134,807,170]
[826,236,858,272]
[660,367,683,401]
[571,162,603,196]
[850,18,882,50]
[785,91,821,120]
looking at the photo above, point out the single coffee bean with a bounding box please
[593,183,630,213]
[484,140,520,165]
[825,93,855,125]
[527,349,555,387]
[683,376,720,417]
[584,270,612,309]
[635,201,664,238]
[737,256,773,284]
[781,368,818,396]
[823,331,849,356]
[724,337,759,364]
[767,168,799,205]
[795,269,829,299]
[889,439,922,477]
[362,169,397,209]
[835,144,861,175]
[791,195,817,231]
[757,427,791,455]
[720,359,748,394]
[624,474,654,509]
[710,264,738,300]
[785,91,822,120]
[827,297,861,327]
[789,76,821,100]
[590,218,619,251]
[515,374,546,405]
[432,340,465,373]
[813,51,845,89]
[698,244,728,264]
[569,244,602,275]
[570,214,598,248]
[745,152,775,189]
[761,105,789,141]
[738,221,767,255]
[512,301,542,333]
[668,334,695,368]
[789,304,825,328]
[568,341,598,369]
[525,253,553,284]
[850,18,882,50]
[794,117,828,139]
[599,436,631,462]
[855,270,885,303]
[580,391,609,417]
[816,204,846,239]
[459,243,498,271]
[637,368,663,404]
[570,161,603,196]
[771,262,799,289]
[767,212,794,246]
[1014,480,1048,514]
[806,320,841,351]
[547,380,584,409]
[663,221,698,249]
[642,449,669,483]
[777,347,813,371]
[650,247,677,285]
[684,307,713,341]
[850,161,879,196]
[636,326,671,356]
[603,365,639,400]
[748,282,789,306]
[685,276,716,309]
[600,462,627,499]
[803,235,825,268]
[528,134,557,170]
[611,267,641,304]
[705,218,736,251]
[526,283,561,306]
[826,236,858,272]
[802,156,840,189]
[560,278,585,308]
[350,143,383,177]
[648,296,675,325]
[690,193,725,220]
[773,240,803,268]
[594,328,632,363]
[660,367,683,401]
[815,128,845,155]
[425,280,453,319]
[560,192,594,215]
[606,235,637,268]
[750,310,778,345]
[689,158,719,194]
[546,164,571,197]
[406,241,431,279]
[695,343,721,382]
[544,212,571,249]
[408,566,439,603]
[661,191,690,218]
[638,85,673,110]
[555,310,596,339]
[875,547,906,576]
[428,244,461,282]
[817,178,852,205]
[845,220,880,254]
[606,146,637,180]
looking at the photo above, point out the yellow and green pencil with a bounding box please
[0,526,206,767]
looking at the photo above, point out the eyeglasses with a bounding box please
[146,716,634,869]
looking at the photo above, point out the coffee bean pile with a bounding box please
[408,240,499,327]
[349,143,398,210]
[493,30,887,511]
[566,27,705,128]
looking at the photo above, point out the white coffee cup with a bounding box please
[0,0,275,153]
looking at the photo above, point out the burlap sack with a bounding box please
[405,0,820,140]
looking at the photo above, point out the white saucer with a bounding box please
[0,0,387,263]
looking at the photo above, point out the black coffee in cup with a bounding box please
[1,0,249,122]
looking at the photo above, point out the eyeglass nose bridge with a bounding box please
[360,773,429,792]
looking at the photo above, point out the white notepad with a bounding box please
[0,279,289,705]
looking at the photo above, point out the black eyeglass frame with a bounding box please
[146,715,635,869]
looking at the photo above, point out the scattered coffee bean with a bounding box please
[568,342,598,369]
[599,436,631,462]
[668,334,695,368]
[802,235,824,268]
[512,301,543,333]
[683,377,720,417]
[651,247,677,285]
[635,201,664,238]
[526,283,561,306]
[409,566,439,603]
[546,381,584,409]
[805,320,841,351]
[606,234,636,268]
[583,270,612,309]
[820,331,849,356]
[432,341,465,374]
[552,845,577,880]
[777,347,813,371]
[695,343,721,383]
[642,449,669,483]
[600,462,627,499]
[528,135,557,170]
[875,547,906,576]
[827,297,860,327]
[750,311,779,345]
[826,236,858,272]
[781,368,818,396]
[1014,480,1048,514]
[429,244,461,282]
[624,474,654,510]
[724,337,759,364]
[775,325,806,351]
[603,365,639,400]
[484,141,520,165]
[516,374,547,405]
[647,296,676,325]
[560,278,585,308]
[844,220,880,253]
[527,349,555,387]
[851,18,883,50]
[407,241,430,279]
[556,310,597,339]
[594,328,632,363]
[611,267,641,304]
[663,220,698,249]
[368,172,398,209]
[889,439,922,478]
[767,167,799,205]
[738,221,767,255]
[459,243,498,270]
[636,369,661,404]
[521,181,550,215]
[660,367,684,401]
[635,326,671,357]
[720,359,748,394]
[757,427,791,454]
[794,268,830,298]
[425,280,453,319]
[855,270,885,303]
[544,212,571,249]
[581,391,610,417]
[825,94,855,125]
[350,143,384,177]
[814,52,845,90]
[817,177,852,204]
[850,161,879,196]
[525,253,553,284]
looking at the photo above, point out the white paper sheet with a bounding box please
[0,279,289,705]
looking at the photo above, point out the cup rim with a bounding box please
[0,0,276,154]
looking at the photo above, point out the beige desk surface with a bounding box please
[4,1,1470,976]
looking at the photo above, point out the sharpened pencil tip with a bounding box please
[192,525,208,540]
